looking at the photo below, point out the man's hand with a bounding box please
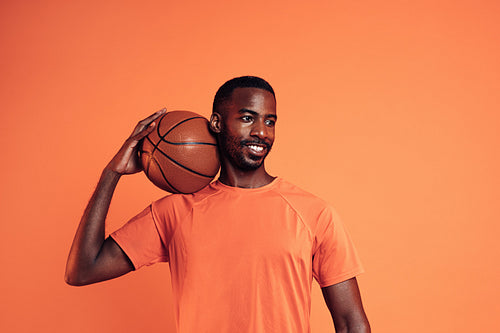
[106,108,167,175]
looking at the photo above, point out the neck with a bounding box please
[218,163,275,188]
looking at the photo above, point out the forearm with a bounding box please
[65,168,121,284]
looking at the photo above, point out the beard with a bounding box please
[218,132,272,171]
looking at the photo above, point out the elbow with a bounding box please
[65,273,84,286]
[354,321,372,333]
[65,264,92,286]
[356,320,371,333]
[65,272,94,286]
[351,319,371,333]
[64,269,84,286]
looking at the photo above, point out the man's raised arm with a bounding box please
[65,109,166,286]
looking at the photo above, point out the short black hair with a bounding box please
[212,76,275,114]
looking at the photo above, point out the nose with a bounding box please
[250,120,267,139]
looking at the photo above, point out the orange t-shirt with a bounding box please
[111,178,363,332]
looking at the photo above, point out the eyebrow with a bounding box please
[238,108,277,120]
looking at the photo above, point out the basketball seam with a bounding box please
[161,141,216,146]
[150,144,216,178]
[150,156,182,193]
[145,114,218,178]
[147,135,216,146]
[155,115,209,149]
[145,135,216,177]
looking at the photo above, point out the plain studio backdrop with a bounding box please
[1,1,499,332]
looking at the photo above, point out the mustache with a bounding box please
[240,139,272,150]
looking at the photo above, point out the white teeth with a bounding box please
[248,145,264,152]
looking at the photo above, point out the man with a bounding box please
[66,76,370,332]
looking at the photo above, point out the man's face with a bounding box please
[217,87,277,171]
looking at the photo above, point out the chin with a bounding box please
[238,162,262,171]
[236,157,264,171]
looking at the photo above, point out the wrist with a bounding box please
[102,166,122,183]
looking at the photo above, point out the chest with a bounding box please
[170,195,313,270]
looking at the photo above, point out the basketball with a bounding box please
[140,110,220,194]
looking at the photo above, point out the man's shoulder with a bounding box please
[152,181,222,211]
[274,178,331,213]
[275,178,328,202]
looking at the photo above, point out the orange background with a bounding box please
[1,0,499,332]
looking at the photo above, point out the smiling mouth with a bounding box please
[241,140,271,157]
[247,144,265,153]
[244,142,270,157]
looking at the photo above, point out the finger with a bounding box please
[131,121,156,141]
[131,108,167,136]
[138,108,167,127]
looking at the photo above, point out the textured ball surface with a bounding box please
[140,111,220,193]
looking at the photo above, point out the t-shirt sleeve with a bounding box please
[110,205,169,270]
[312,206,364,288]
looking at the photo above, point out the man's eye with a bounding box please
[265,119,275,126]
[241,116,253,122]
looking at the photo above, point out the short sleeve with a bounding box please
[312,207,364,288]
[110,205,169,270]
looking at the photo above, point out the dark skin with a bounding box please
[209,87,277,188]
[66,88,370,332]
[211,88,370,332]
[323,278,371,332]
[65,108,166,285]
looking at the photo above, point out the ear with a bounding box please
[210,112,222,134]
